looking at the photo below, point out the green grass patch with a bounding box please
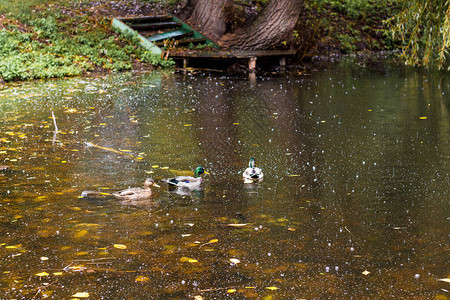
[0,0,173,82]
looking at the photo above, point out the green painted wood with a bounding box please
[129,21,180,30]
[147,29,193,42]
[169,14,220,49]
[111,18,162,55]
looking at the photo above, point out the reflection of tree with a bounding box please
[193,78,240,185]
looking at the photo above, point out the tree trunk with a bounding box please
[220,0,303,50]
[187,0,231,41]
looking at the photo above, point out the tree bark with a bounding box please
[187,0,232,41]
[220,0,303,50]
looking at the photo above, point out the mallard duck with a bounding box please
[243,158,263,183]
[81,178,160,201]
[112,178,160,201]
[164,167,207,189]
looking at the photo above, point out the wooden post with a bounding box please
[279,56,286,72]
[248,57,257,72]
[183,58,188,69]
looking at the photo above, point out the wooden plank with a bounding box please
[111,18,162,55]
[130,22,180,30]
[168,50,295,59]
[147,30,193,42]
[118,15,172,23]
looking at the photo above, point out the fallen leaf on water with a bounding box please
[208,239,218,244]
[180,257,198,263]
[74,230,88,238]
[72,292,89,298]
[419,116,427,119]
[40,256,49,261]
[194,296,203,300]
[5,244,21,249]
[362,270,370,275]
[36,272,49,277]
[230,258,241,264]
[227,289,236,293]
[53,272,63,276]
[227,223,248,227]
[287,227,296,231]
[135,275,149,282]
[437,278,450,283]
[114,244,127,249]
[265,286,278,290]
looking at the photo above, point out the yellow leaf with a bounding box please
[72,292,89,298]
[265,286,278,290]
[74,230,88,238]
[40,256,49,261]
[36,272,49,277]
[208,239,218,244]
[230,258,241,264]
[135,276,149,282]
[53,272,63,276]
[151,165,159,168]
[114,244,127,249]
[5,244,21,249]
[362,270,370,275]
[180,257,198,263]
[419,116,427,119]
[194,296,203,300]
[226,223,248,227]
[227,289,236,293]
[438,278,450,283]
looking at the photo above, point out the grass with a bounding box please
[0,0,174,82]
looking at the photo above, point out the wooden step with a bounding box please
[129,21,180,30]
[156,37,207,47]
[147,30,193,42]
[119,15,172,24]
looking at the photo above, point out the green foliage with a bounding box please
[0,0,174,82]
[140,52,175,68]
[386,0,450,69]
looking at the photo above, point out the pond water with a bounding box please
[0,60,448,299]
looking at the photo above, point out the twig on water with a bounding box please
[51,111,58,144]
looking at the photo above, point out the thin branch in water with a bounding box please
[51,111,58,144]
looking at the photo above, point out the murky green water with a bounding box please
[1,61,449,299]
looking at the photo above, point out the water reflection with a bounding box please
[0,62,448,298]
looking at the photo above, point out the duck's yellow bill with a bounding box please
[204,171,210,175]
[153,183,161,188]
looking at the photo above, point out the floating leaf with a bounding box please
[36,272,49,277]
[135,275,149,282]
[227,289,236,293]
[53,272,63,276]
[208,239,218,244]
[74,230,88,238]
[227,223,248,227]
[362,270,370,275]
[194,296,203,300]
[419,116,428,119]
[72,292,89,298]
[265,286,278,290]
[180,257,198,263]
[40,256,49,261]
[230,258,241,264]
[437,278,450,283]
[114,244,127,249]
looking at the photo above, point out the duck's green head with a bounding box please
[194,167,208,178]
[249,158,256,168]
